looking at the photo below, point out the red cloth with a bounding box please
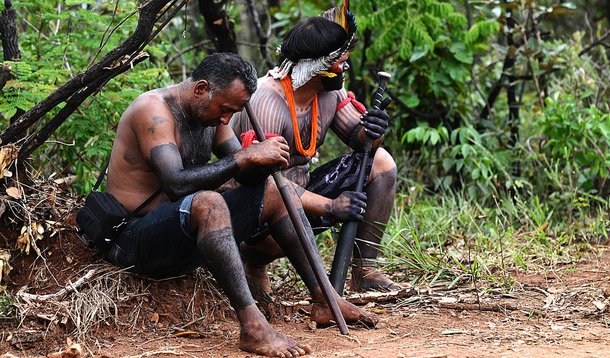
[336,91,367,113]
[240,130,281,148]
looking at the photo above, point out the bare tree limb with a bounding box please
[387,89,448,121]
[17,269,97,301]
[0,0,172,148]
[19,53,150,159]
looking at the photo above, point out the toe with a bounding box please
[286,347,300,357]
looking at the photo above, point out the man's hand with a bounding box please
[238,136,290,168]
[360,109,390,139]
[331,191,368,221]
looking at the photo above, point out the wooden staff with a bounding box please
[329,71,391,295]
[244,103,349,335]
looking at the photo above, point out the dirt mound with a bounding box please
[1,209,610,357]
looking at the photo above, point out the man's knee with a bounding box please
[372,148,397,179]
[191,190,230,225]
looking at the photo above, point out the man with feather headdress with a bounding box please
[231,1,400,293]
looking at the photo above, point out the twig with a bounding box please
[17,269,96,301]
[579,30,610,56]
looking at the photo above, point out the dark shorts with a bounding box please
[306,151,373,232]
[105,184,266,278]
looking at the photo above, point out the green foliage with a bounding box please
[271,0,324,38]
[355,0,498,118]
[0,287,14,318]
[1,1,172,193]
[382,188,600,287]
[535,94,610,193]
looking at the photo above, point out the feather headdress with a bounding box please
[270,1,357,90]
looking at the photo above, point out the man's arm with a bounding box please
[135,101,288,201]
[330,89,388,151]
[213,124,290,186]
[298,187,367,222]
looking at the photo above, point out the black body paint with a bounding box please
[197,227,255,310]
[354,170,396,260]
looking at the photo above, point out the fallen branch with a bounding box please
[439,301,517,312]
[344,287,417,305]
[17,269,96,301]
[438,301,546,317]
[278,288,417,309]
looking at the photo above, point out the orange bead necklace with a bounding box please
[280,76,318,157]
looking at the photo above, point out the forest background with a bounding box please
[1,0,610,308]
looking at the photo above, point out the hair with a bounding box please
[279,16,349,64]
[190,53,258,95]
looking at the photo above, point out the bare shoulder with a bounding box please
[254,76,284,99]
[122,89,176,135]
[125,89,170,119]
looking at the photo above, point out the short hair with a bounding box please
[279,16,349,64]
[190,53,258,95]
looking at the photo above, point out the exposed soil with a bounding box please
[1,220,610,358]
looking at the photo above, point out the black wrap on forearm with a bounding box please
[150,144,240,200]
[347,125,365,151]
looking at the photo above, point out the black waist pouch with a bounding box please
[76,191,128,250]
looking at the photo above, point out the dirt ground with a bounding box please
[1,225,610,358]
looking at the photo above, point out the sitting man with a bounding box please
[231,8,399,292]
[105,53,371,357]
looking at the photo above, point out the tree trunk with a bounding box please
[198,0,238,53]
[243,0,273,69]
[504,5,520,177]
[0,0,20,61]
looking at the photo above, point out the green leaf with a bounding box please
[65,0,102,5]
[429,131,440,145]
[400,93,420,108]
[449,43,473,64]
[409,44,429,62]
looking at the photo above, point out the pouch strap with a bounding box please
[92,162,108,192]
[93,160,162,230]
[115,187,163,231]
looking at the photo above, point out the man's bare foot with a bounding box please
[244,262,272,293]
[310,295,378,328]
[350,266,401,292]
[238,305,311,357]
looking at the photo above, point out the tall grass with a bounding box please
[380,182,606,289]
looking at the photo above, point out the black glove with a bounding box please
[331,191,367,221]
[360,108,390,139]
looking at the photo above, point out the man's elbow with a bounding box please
[159,179,188,202]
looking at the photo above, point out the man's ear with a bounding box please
[194,80,209,97]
